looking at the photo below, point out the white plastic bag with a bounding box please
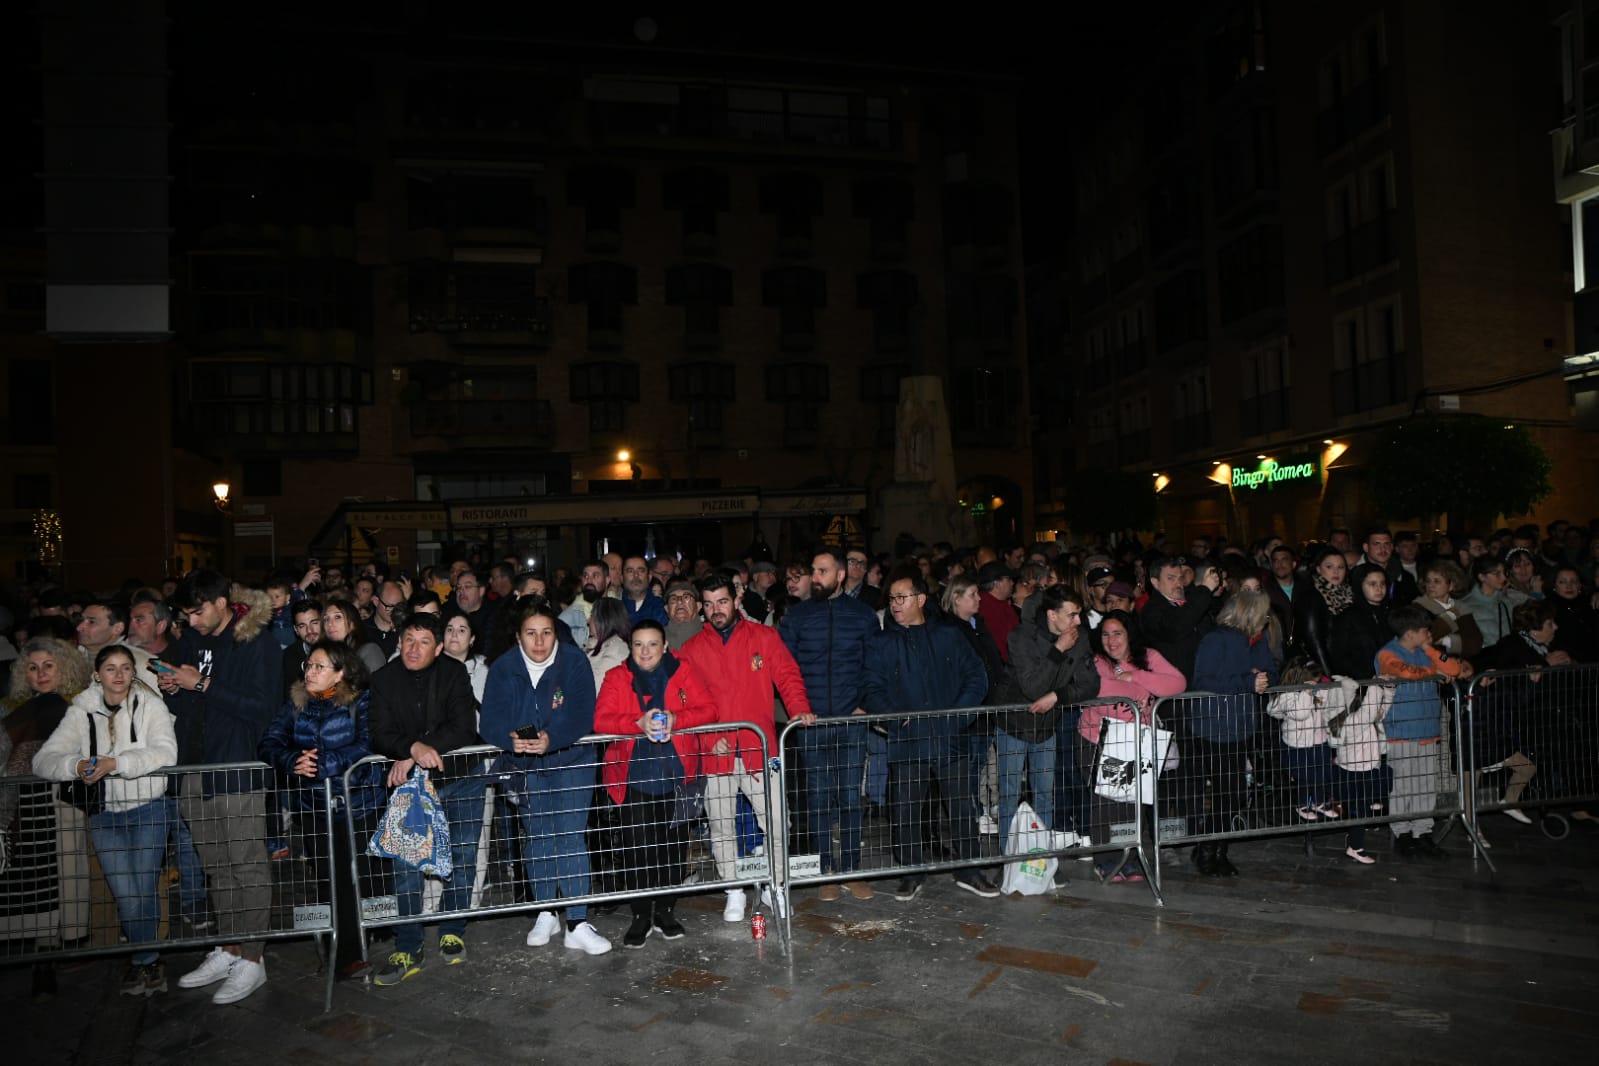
[1000,801,1058,896]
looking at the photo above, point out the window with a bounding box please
[570,361,640,433]
[1217,224,1284,323]
[1214,108,1278,214]
[765,362,829,443]
[1171,370,1211,450]
[7,361,52,444]
[1118,393,1151,461]
[854,177,915,256]
[759,172,824,251]
[668,362,735,433]
[1240,341,1291,435]
[1153,270,1206,353]
[666,264,733,349]
[566,165,636,251]
[13,473,51,509]
[857,270,918,353]
[763,266,827,349]
[662,168,730,250]
[568,262,639,346]
[1116,305,1148,377]
[1331,302,1405,414]
[949,366,1016,442]
[860,363,908,447]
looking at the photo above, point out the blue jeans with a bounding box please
[796,722,868,874]
[516,764,596,921]
[1284,742,1335,810]
[864,729,889,806]
[996,728,1055,843]
[164,794,208,913]
[393,776,486,955]
[91,799,168,966]
[1052,710,1087,834]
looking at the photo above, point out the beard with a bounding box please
[808,583,832,602]
[581,588,599,604]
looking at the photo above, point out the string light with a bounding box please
[33,509,63,566]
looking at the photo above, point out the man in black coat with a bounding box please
[368,613,484,987]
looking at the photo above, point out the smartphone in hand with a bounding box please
[514,725,541,740]
[147,659,176,675]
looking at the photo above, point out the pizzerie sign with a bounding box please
[1231,455,1319,491]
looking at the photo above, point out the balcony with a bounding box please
[1171,413,1213,452]
[1114,339,1148,378]
[410,398,553,443]
[1118,429,1151,463]
[1324,211,1397,286]
[408,299,550,347]
[180,401,358,455]
[1239,388,1290,437]
[1333,353,1407,415]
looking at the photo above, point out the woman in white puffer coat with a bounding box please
[33,645,177,996]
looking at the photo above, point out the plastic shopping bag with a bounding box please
[1000,800,1057,896]
[369,766,453,877]
[1092,718,1173,804]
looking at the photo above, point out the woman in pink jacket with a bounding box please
[1081,612,1187,881]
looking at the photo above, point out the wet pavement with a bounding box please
[9,816,1599,1066]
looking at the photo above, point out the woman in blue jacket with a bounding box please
[259,640,382,977]
[479,600,611,956]
[1190,590,1280,877]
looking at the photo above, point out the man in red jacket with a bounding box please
[679,574,814,923]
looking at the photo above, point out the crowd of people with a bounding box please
[1,517,1596,1000]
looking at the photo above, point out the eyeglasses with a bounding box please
[379,600,404,610]
[887,593,919,604]
[455,583,480,591]
[846,557,868,566]
[667,593,698,603]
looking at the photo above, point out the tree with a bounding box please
[1369,415,1553,531]
[1061,469,1158,535]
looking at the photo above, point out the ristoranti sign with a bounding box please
[1232,454,1320,491]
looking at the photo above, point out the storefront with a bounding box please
[1153,439,1366,548]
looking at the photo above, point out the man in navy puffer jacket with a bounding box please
[779,548,880,899]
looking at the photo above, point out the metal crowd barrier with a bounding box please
[340,722,787,973]
[0,761,341,1008]
[775,698,1160,938]
[1148,676,1481,886]
[1463,663,1599,849]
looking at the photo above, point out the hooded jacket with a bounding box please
[258,680,384,821]
[33,680,176,811]
[166,585,282,796]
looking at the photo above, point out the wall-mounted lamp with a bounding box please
[1323,440,1348,464]
[212,481,232,515]
[1153,473,1170,493]
[1209,463,1232,486]
[616,449,631,462]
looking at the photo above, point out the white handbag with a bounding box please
[1092,718,1173,804]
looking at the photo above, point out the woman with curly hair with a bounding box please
[2,637,94,998]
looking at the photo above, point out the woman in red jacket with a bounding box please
[593,619,716,948]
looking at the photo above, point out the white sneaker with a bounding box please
[760,886,788,919]
[526,911,560,947]
[978,814,998,836]
[722,889,747,923]
[177,947,236,990]
[1504,808,1533,825]
[211,957,265,1005]
[564,921,612,955]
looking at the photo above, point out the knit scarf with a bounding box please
[1314,573,1355,616]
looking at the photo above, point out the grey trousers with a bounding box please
[181,788,269,960]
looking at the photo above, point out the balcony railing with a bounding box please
[1315,69,1391,155]
[1332,353,1407,415]
[408,300,550,344]
[1325,210,1397,286]
[410,398,553,439]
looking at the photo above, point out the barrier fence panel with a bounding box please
[775,698,1160,937]
[0,761,339,1006]
[1149,677,1482,887]
[342,722,785,976]
[1464,662,1599,845]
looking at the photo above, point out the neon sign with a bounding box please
[1232,455,1319,491]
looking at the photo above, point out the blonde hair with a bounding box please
[7,637,92,704]
[1216,589,1271,637]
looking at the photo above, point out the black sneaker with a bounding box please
[439,934,466,965]
[1394,835,1418,860]
[893,877,923,902]
[652,909,686,940]
[1414,834,1448,861]
[373,951,422,987]
[623,914,653,949]
[953,870,1001,898]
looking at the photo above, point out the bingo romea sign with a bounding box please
[1232,454,1320,491]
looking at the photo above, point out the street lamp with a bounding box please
[212,481,232,514]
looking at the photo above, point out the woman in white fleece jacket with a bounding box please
[1325,677,1393,864]
[32,645,177,996]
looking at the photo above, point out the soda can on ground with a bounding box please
[751,912,767,941]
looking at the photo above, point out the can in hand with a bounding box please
[650,709,668,740]
[750,912,767,941]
